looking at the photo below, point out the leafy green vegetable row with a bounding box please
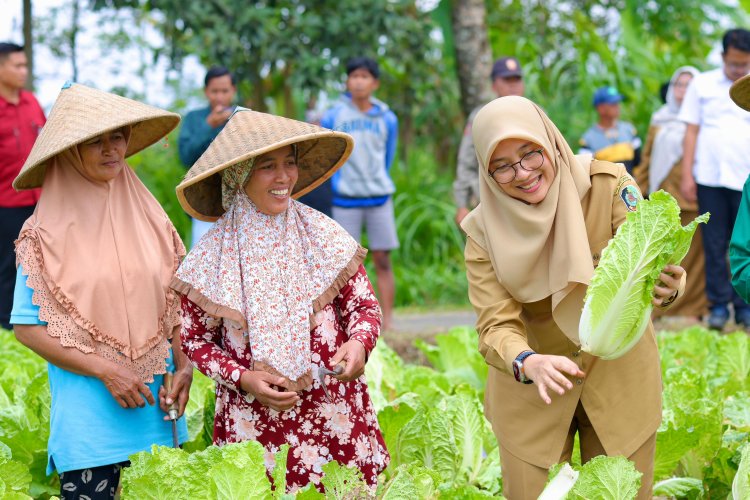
[1,326,749,498]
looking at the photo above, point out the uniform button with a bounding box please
[576,378,583,385]
[572,351,580,357]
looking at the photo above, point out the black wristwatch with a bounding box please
[513,350,536,384]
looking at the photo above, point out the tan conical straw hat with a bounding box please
[730,73,750,111]
[176,108,354,221]
[13,82,180,190]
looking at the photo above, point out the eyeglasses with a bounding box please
[488,149,545,184]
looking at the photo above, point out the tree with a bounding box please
[450,0,493,117]
[23,0,34,89]
[90,0,461,163]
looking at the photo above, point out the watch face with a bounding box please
[512,360,522,382]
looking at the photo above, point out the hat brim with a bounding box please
[177,131,353,222]
[731,74,750,111]
[492,70,523,79]
[594,96,623,106]
[13,83,180,190]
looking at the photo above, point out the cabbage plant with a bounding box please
[579,191,709,359]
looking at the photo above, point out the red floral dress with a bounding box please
[180,265,389,491]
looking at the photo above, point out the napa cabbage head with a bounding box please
[579,190,709,360]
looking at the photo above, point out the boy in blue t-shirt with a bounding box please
[321,57,398,331]
[579,86,642,174]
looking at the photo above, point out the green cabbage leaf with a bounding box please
[579,190,709,359]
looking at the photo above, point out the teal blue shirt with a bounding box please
[731,176,750,302]
[177,106,228,167]
[10,265,188,474]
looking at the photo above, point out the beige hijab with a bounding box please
[461,96,594,343]
[15,132,185,381]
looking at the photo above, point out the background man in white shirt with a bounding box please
[680,28,750,330]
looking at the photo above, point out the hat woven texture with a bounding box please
[731,74,750,111]
[13,82,180,190]
[176,109,353,222]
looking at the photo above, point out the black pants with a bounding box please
[59,461,129,500]
[697,184,748,312]
[0,205,35,329]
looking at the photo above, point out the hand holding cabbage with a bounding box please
[579,190,709,359]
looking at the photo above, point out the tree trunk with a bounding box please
[450,0,493,117]
[23,0,33,89]
[70,0,80,82]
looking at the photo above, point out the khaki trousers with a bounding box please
[499,402,656,500]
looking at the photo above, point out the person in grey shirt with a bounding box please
[454,57,525,226]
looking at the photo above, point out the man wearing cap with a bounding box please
[453,56,525,225]
[578,86,641,174]
[680,28,750,330]
[0,42,45,330]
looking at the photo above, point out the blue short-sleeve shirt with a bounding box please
[10,265,188,474]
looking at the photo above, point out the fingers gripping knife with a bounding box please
[316,363,345,402]
[164,372,179,448]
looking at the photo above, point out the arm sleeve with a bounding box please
[384,111,398,172]
[179,295,248,392]
[334,265,381,356]
[9,265,46,326]
[178,112,216,167]
[731,178,750,303]
[453,116,479,208]
[320,109,335,130]
[677,78,701,125]
[465,237,529,375]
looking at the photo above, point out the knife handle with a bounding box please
[164,372,178,420]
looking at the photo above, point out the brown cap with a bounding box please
[491,57,523,80]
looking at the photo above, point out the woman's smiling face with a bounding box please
[243,145,299,215]
[488,138,555,204]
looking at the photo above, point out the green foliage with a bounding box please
[127,130,191,244]
[0,330,58,498]
[568,455,641,499]
[385,147,468,307]
[487,0,745,146]
[121,440,292,498]
[4,324,750,498]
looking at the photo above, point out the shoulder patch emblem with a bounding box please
[620,185,641,212]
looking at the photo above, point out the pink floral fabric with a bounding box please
[174,192,360,381]
[180,265,388,491]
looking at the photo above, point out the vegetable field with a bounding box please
[1,326,749,499]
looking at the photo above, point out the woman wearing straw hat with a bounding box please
[10,82,192,499]
[172,108,388,491]
[462,96,685,499]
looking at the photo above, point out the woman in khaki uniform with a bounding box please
[634,66,706,321]
[462,97,686,499]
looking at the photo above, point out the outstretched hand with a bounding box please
[522,354,586,405]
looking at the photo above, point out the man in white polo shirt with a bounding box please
[680,28,750,330]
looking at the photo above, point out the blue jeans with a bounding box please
[697,184,748,312]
